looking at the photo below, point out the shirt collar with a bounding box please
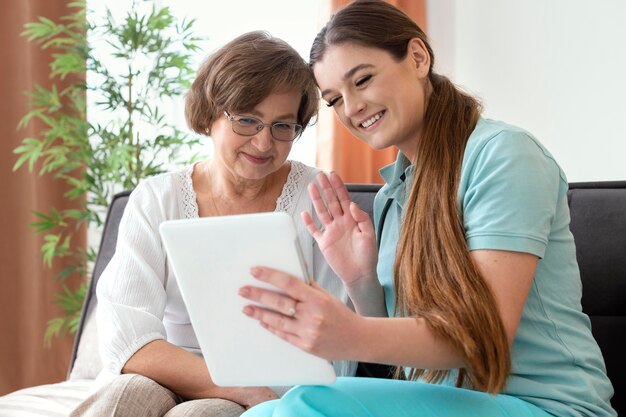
[379,152,414,207]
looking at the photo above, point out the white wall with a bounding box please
[427,0,626,182]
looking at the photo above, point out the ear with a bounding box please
[407,37,431,78]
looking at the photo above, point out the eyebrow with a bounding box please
[320,63,375,97]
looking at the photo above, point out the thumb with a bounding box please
[349,202,374,232]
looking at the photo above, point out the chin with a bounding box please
[362,136,392,151]
[351,129,386,149]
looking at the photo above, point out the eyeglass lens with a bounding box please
[232,116,301,141]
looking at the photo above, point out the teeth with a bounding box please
[361,112,382,128]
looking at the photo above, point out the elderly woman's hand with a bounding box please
[239,266,365,361]
[228,386,279,410]
[302,172,378,287]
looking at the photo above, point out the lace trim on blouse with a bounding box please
[179,160,306,219]
[180,164,199,219]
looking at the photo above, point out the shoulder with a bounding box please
[127,166,192,216]
[462,118,567,185]
[460,121,569,255]
[465,118,545,160]
[276,161,319,214]
[132,167,190,198]
[285,160,320,196]
[289,160,320,184]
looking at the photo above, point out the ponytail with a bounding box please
[393,74,510,393]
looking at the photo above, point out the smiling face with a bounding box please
[209,90,300,182]
[313,40,431,161]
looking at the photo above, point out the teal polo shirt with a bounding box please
[374,118,615,417]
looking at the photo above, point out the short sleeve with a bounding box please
[96,182,168,375]
[461,130,563,258]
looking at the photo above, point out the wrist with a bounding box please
[344,275,386,316]
[344,272,379,294]
[205,385,247,403]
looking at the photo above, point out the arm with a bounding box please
[240,249,536,369]
[123,340,277,406]
[97,182,276,407]
[96,183,170,376]
[350,249,537,367]
[302,172,386,317]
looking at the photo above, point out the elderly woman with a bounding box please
[70,31,356,417]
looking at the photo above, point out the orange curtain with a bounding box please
[316,0,427,184]
[0,0,85,395]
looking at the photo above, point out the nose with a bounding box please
[250,125,273,152]
[343,93,365,118]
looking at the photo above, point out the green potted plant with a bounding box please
[14,0,203,344]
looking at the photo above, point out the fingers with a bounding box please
[328,171,352,215]
[307,181,332,227]
[247,266,310,300]
[243,305,300,339]
[239,284,298,317]
[349,201,375,236]
[308,180,334,227]
[317,172,345,219]
[239,270,304,341]
[308,172,350,222]
[239,267,324,341]
[301,211,323,242]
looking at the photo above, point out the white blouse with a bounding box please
[95,161,356,390]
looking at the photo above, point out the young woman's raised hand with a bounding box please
[301,172,378,287]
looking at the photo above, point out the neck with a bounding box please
[208,161,275,200]
[192,159,289,216]
[401,78,434,164]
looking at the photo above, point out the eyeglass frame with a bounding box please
[223,111,304,142]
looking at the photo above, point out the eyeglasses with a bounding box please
[224,111,303,142]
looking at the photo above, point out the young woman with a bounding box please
[69,31,356,417]
[238,1,616,416]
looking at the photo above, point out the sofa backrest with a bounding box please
[567,181,626,415]
[67,190,131,380]
[68,182,624,415]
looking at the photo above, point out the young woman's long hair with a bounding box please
[310,0,510,393]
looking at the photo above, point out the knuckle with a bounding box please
[309,313,324,328]
[283,277,296,290]
[300,340,315,353]
[317,295,331,309]
[276,296,288,311]
[276,315,288,330]
[307,325,322,340]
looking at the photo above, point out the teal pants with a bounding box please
[242,377,552,417]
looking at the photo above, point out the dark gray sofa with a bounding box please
[1,182,622,416]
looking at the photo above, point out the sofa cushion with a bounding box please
[0,379,92,417]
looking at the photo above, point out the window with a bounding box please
[88,0,326,166]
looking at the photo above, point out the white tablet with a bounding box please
[159,212,336,387]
